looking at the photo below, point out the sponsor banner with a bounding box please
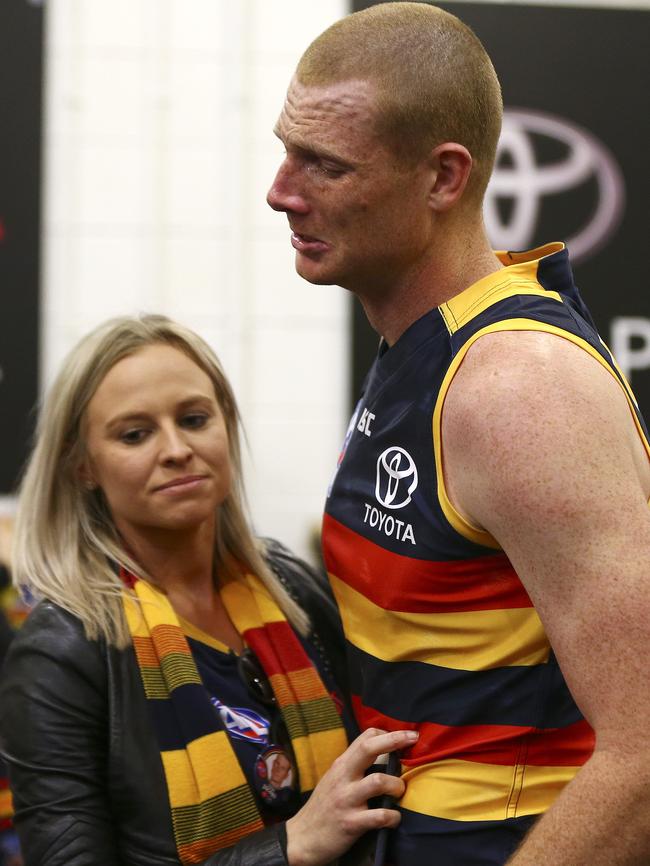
[0,0,44,493]
[351,2,649,417]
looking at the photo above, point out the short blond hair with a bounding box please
[13,315,308,647]
[297,1,502,202]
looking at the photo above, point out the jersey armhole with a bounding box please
[432,318,650,546]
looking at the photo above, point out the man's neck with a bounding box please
[358,222,503,346]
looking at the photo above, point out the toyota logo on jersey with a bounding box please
[375,446,419,509]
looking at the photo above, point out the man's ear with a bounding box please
[426,143,473,212]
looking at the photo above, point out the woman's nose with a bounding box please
[160,426,193,463]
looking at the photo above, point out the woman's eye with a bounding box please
[181,413,208,429]
[120,428,148,444]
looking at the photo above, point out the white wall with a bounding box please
[40,0,348,563]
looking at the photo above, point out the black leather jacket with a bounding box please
[0,542,353,866]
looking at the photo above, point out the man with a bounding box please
[267,3,650,865]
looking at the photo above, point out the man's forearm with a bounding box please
[507,750,650,865]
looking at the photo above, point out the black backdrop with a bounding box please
[351,1,650,418]
[0,0,44,493]
[1,2,648,490]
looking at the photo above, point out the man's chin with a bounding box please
[295,256,338,286]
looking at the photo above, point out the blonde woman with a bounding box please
[0,316,414,866]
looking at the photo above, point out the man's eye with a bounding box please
[317,162,345,177]
[305,156,345,178]
[322,165,345,177]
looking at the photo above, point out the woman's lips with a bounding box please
[154,475,207,493]
[290,232,329,254]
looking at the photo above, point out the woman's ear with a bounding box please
[426,142,473,212]
[77,460,98,491]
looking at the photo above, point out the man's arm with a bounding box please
[441,329,650,866]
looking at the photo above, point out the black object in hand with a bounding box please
[373,751,401,866]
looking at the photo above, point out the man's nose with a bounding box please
[266,159,309,215]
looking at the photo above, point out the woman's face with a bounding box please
[80,343,232,547]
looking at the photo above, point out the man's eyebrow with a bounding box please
[274,132,353,167]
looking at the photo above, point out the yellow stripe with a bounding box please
[219,573,282,634]
[308,727,349,781]
[292,727,348,791]
[0,788,13,819]
[401,758,579,821]
[495,243,565,265]
[162,732,246,807]
[329,573,549,670]
[440,281,562,335]
[178,616,230,654]
[124,581,185,635]
[123,590,148,636]
[433,319,650,547]
[137,580,186,629]
[438,244,565,335]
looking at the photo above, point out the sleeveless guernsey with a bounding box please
[322,243,650,866]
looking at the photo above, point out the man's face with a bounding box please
[267,78,435,295]
[270,752,291,787]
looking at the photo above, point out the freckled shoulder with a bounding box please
[440,328,650,532]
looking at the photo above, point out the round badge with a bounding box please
[253,745,297,811]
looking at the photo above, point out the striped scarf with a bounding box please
[0,774,13,832]
[122,569,348,864]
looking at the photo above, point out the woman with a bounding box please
[0,316,414,866]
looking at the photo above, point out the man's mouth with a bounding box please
[290,232,329,254]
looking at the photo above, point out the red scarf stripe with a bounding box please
[178,818,265,863]
[244,621,312,676]
[150,623,194,656]
[132,634,160,667]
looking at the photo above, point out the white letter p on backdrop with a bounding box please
[611,317,650,383]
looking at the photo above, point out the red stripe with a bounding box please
[353,696,594,768]
[323,513,533,613]
[244,621,310,677]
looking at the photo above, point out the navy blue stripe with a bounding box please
[347,643,583,729]
[148,682,222,751]
[388,807,537,866]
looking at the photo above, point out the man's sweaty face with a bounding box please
[267,78,433,295]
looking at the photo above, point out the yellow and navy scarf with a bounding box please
[122,569,348,864]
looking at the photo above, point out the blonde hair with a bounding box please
[296,1,503,203]
[13,315,308,647]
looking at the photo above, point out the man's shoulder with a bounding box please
[441,327,639,495]
[447,328,616,420]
